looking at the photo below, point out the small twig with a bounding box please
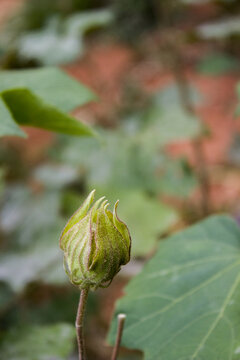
[111,313,126,360]
[76,288,89,360]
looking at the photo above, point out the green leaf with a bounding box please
[108,215,240,360]
[0,323,76,360]
[1,88,94,137]
[0,67,96,138]
[197,16,240,39]
[153,85,202,110]
[0,282,14,310]
[0,235,66,292]
[54,127,197,199]
[0,186,62,245]
[120,86,203,151]
[139,104,202,148]
[197,53,239,75]
[0,96,26,138]
[0,187,67,291]
[0,67,95,112]
[33,164,79,189]
[157,158,198,198]
[17,10,113,66]
[91,188,179,256]
[53,130,161,193]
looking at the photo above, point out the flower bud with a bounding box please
[60,190,131,290]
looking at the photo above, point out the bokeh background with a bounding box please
[0,0,239,359]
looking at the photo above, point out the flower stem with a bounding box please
[75,288,89,360]
[111,314,126,360]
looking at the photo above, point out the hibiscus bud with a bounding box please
[60,190,131,290]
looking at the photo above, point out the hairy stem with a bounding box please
[76,288,89,360]
[111,314,126,360]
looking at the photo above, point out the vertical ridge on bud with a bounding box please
[60,190,131,290]
[60,189,95,241]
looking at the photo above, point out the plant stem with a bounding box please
[76,288,89,360]
[111,314,126,360]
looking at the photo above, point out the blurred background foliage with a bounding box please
[0,0,239,359]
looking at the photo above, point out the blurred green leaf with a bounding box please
[158,158,198,198]
[17,10,113,65]
[54,130,161,193]
[197,53,239,75]
[0,96,26,138]
[0,236,66,292]
[0,282,14,310]
[33,164,79,189]
[139,103,202,148]
[0,186,62,245]
[119,86,203,151]
[0,184,72,291]
[0,183,72,291]
[109,215,240,360]
[91,188,179,256]
[0,88,94,138]
[0,68,95,112]
[0,323,75,360]
[154,85,202,110]
[0,68,96,138]
[197,16,240,39]
[54,121,197,199]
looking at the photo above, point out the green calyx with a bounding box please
[60,190,131,290]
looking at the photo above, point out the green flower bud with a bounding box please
[60,190,131,290]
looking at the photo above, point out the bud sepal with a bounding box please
[60,190,131,290]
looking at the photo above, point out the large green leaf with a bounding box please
[0,68,96,138]
[1,88,94,137]
[108,215,240,360]
[0,323,75,360]
[0,68,95,112]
